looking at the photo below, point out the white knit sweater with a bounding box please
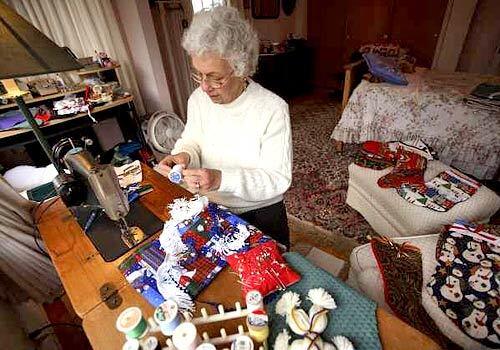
[172,80,292,214]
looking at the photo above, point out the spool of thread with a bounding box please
[172,322,200,350]
[142,336,161,350]
[116,307,149,340]
[245,290,264,313]
[246,310,269,343]
[122,339,140,350]
[195,343,216,350]
[231,335,254,350]
[168,164,184,184]
[154,299,182,336]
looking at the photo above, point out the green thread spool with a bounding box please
[116,307,148,339]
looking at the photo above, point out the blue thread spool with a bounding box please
[154,299,182,336]
[168,164,184,184]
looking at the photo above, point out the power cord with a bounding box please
[32,194,59,257]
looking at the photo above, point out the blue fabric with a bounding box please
[363,53,408,85]
[266,253,382,350]
[0,107,42,130]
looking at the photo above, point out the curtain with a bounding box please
[0,177,62,303]
[151,1,195,120]
[5,0,146,116]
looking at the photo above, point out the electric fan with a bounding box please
[142,111,185,156]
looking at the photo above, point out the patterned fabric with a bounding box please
[354,141,395,170]
[370,237,460,350]
[377,148,427,188]
[359,43,401,58]
[363,53,408,86]
[226,241,301,297]
[268,253,382,350]
[120,202,270,307]
[426,220,500,348]
[358,43,416,73]
[397,169,481,212]
[331,68,500,179]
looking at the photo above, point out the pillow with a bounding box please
[427,220,500,348]
[362,53,408,85]
[359,43,401,58]
[226,241,301,298]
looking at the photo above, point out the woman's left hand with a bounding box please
[182,168,222,193]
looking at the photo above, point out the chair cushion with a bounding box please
[346,161,500,237]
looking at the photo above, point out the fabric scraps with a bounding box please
[397,169,481,212]
[377,147,427,188]
[120,195,270,312]
[370,236,460,350]
[426,220,500,348]
[226,241,300,297]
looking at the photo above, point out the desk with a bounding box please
[37,165,441,350]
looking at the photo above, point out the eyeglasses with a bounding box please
[190,70,234,89]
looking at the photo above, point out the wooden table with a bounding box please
[37,165,441,350]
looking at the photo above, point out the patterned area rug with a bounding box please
[285,98,377,247]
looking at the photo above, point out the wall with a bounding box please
[112,0,174,114]
[432,0,478,71]
[251,0,307,42]
[457,0,500,74]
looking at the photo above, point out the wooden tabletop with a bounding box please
[37,165,441,350]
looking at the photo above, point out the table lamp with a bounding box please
[0,0,82,164]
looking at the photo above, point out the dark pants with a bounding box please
[239,200,290,248]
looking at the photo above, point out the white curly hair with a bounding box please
[182,6,259,77]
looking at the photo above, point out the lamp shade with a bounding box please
[0,0,82,79]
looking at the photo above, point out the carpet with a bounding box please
[285,98,377,254]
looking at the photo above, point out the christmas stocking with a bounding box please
[396,169,481,212]
[377,147,427,188]
[355,141,397,170]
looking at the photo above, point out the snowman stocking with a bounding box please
[397,169,481,212]
[377,148,427,188]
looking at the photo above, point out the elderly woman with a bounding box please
[157,6,292,247]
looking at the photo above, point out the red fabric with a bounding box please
[362,141,397,163]
[226,241,300,297]
[377,147,427,188]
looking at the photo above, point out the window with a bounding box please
[191,0,225,13]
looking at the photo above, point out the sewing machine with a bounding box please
[52,145,162,261]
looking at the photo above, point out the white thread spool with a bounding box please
[172,322,200,350]
[168,164,184,184]
[195,343,216,350]
[231,335,254,350]
[245,290,264,312]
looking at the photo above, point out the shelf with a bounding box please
[0,96,134,140]
[0,86,87,111]
[76,64,121,75]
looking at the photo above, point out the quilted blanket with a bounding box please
[331,68,500,179]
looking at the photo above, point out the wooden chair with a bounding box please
[335,59,366,152]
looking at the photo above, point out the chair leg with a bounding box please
[334,140,344,152]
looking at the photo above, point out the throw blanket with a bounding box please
[332,68,500,179]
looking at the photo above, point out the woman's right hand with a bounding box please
[155,152,190,177]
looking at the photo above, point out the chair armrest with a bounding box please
[342,59,366,111]
[344,59,364,71]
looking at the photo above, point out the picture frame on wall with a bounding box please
[252,0,280,19]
